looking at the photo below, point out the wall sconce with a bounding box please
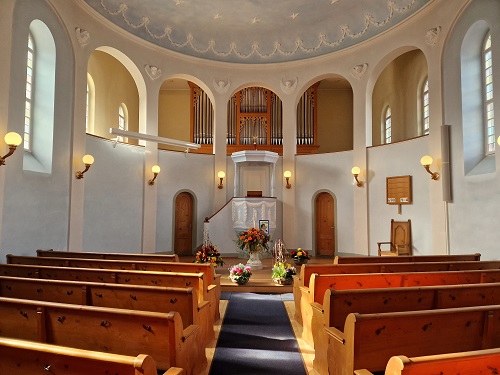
[217,171,225,189]
[0,132,22,166]
[148,165,160,185]
[284,170,292,189]
[420,155,439,180]
[351,166,363,187]
[75,154,94,179]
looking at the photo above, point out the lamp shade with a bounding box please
[283,170,292,178]
[497,136,500,146]
[152,165,161,174]
[420,155,433,166]
[217,171,225,179]
[82,154,94,165]
[4,132,22,146]
[351,166,361,175]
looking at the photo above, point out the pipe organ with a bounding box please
[190,84,318,154]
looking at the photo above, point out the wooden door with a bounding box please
[174,192,194,256]
[315,192,335,257]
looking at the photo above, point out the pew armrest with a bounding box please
[325,327,345,344]
[162,367,186,375]
[311,302,323,313]
[353,370,375,375]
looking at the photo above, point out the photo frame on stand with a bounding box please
[259,220,269,234]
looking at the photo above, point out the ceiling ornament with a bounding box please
[351,63,368,79]
[213,79,230,94]
[280,77,298,94]
[75,27,90,47]
[425,26,441,46]
[145,65,162,80]
[87,0,429,63]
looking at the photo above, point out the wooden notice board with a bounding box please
[386,175,412,205]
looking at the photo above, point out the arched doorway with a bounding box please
[174,192,194,256]
[315,192,335,257]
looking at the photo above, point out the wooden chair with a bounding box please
[378,219,412,256]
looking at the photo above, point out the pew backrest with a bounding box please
[384,348,500,375]
[324,281,500,330]
[326,305,500,374]
[299,261,500,288]
[0,337,186,375]
[36,249,179,262]
[0,296,204,374]
[333,253,481,264]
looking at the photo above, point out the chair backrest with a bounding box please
[392,219,411,249]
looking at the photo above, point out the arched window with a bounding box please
[24,33,34,151]
[118,103,128,142]
[422,78,430,135]
[483,32,495,154]
[384,106,392,144]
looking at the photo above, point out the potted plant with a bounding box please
[271,262,296,285]
[194,242,224,267]
[228,263,252,285]
[290,248,310,265]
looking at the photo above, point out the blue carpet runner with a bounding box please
[209,293,307,375]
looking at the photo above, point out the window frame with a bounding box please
[421,77,430,136]
[483,32,495,155]
[383,106,392,144]
[24,33,35,152]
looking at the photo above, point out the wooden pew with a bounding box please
[6,255,221,321]
[333,253,481,264]
[300,269,500,349]
[0,275,214,348]
[37,249,179,262]
[374,348,500,375]
[293,260,500,324]
[325,305,500,375]
[0,263,216,343]
[0,337,186,375]
[0,297,206,375]
[312,281,500,374]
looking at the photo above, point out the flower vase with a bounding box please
[273,278,293,285]
[246,251,263,270]
[234,278,249,285]
[293,259,309,266]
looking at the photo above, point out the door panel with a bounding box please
[174,192,194,256]
[315,192,335,257]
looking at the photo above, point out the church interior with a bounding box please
[1,0,500,374]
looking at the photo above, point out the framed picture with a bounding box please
[259,220,269,234]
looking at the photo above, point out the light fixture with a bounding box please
[497,136,500,146]
[0,132,22,166]
[284,170,292,189]
[351,166,363,187]
[420,155,439,180]
[217,171,225,189]
[148,165,161,185]
[75,154,94,179]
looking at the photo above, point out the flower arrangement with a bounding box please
[271,262,296,283]
[194,243,224,267]
[236,227,271,254]
[228,263,252,284]
[290,248,310,261]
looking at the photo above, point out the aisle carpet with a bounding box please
[209,293,307,375]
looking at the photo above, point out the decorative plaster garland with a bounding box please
[232,200,276,228]
[97,0,421,61]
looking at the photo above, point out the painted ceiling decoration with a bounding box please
[82,0,430,64]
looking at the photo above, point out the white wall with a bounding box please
[3,0,500,261]
[367,137,433,255]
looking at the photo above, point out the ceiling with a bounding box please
[82,0,430,64]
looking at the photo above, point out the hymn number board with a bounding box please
[386,175,412,205]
